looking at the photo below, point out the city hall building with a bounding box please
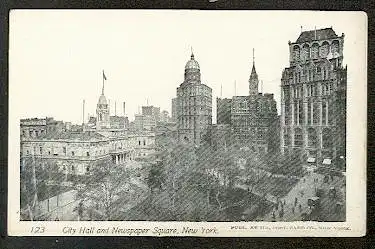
[21,80,156,176]
[280,27,347,166]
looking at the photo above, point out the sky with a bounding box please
[9,10,366,124]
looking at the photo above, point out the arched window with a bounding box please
[331,40,340,56]
[319,41,330,57]
[308,128,318,147]
[86,152,90,157]
[301,44,310,60]
[294,128,303,147]
[322,128,332,149]
[311,43,319,59]
[293,45,300,61]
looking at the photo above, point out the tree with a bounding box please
[20,157,39,220]
[76,158,130,221]
[146,160,165,193]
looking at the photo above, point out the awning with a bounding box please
[307,157,316,163]
[323,159,332,165]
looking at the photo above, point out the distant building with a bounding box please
[216,51,278,154]
[280,27,347,166]
[160,110,170,123]
[142,105,160,122]
[176,51,212,145]
[20,117,65,139]
[109,115,129,129]
[171,98,178,123]
[216,98,232,126]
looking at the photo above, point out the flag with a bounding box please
[103,70,107,81]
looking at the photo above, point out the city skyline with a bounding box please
[10,11,363,125]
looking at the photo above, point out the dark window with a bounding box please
[308,128,318,147]
[71,151,75,156]
[294,128,303,147]
[322,128,332,149]
[86,152,90,157]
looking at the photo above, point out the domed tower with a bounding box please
[176,50,212,145]
[249,48,259,96]
[184,51,201,84]
[96,79,110,130]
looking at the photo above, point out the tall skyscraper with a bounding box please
[176,51,212,145]
[280,27,347,167]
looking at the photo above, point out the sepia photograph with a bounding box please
[8,10,366,236]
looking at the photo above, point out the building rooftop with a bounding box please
[296,28,338,43]
[38,130,106,141]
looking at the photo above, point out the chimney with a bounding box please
[115,101,117,116]
[123,102,126,116]
[314,26,317,40]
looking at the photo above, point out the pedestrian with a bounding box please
[283,199,286,205]
[292,206,295,214]
[272,211,276,220]
[299,204,302,212]
[294,197,298,206]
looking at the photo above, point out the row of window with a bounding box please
[290,67,332,84]
[284,82,333,99]
[25,147,107,157]
[292,40,340,61]
[284,100,332,126]
[178,87,212,97]
[283,128,333,148]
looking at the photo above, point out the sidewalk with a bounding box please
[36,190,79,220]
[260,171,345,221]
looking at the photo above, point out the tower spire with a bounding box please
[253,48,255,65]
[102,70,107,95]
[251,48,257,75]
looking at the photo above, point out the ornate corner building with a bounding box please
[176,52,213,145]
[280,27,347,167]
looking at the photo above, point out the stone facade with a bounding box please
[176,52,212,145]
[280,27,347,166]
[216,55,278,154]
[20,117,65,139]
[171,97,178,123]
